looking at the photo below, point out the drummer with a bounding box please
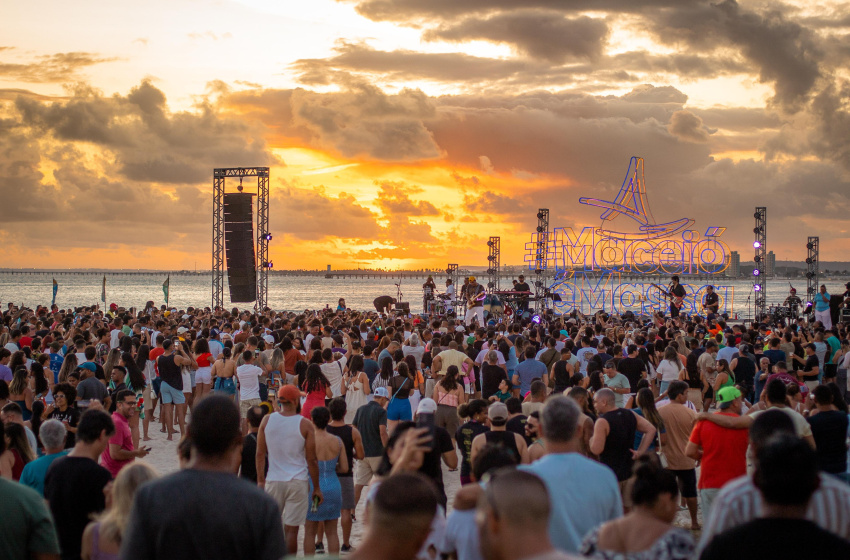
[784,287,802,318]
[514,274,531,314]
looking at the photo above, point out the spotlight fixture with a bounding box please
[754,255,761,263]
[806,243,814,250]
[263,234,273,242]
[753,241,761,249]
[487,240,494,247]
[754,212,761,219]
[536,226,544,233]
[754,285,762,292]
[531,314,541,324]
[537,212,545,219]
[263,261,273,269]
[753,269,760,276]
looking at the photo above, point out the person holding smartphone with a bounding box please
[100,389,150,477]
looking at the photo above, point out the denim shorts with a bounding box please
[386,397,412,421]
[214,377,237,395]
[160,381,186,405]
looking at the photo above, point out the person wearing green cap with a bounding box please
[685,385,749,519]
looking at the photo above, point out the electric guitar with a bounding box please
[650,284,685,309]
[467,288,486,306]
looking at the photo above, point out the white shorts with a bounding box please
[195,367,212,384]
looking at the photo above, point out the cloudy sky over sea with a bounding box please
[2,0,849,270]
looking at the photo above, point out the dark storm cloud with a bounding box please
[339,0,703,22]
[423,11,609,63]
[293,42,530,83]
[648,0,822,109]
[14,81,276,184]
[0,51,117,83]
[809,81,850,172]
[225,82,442,162]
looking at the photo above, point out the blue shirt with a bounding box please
[19,451,69,495]
[363,359,380,384]
[519,453,622,553]
[0,364,12,382]
[514,359,547,395]
[816,292,831,311]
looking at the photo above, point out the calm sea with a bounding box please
[0,272,845,319]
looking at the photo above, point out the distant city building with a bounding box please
[766,251,776,277]
[728,251,740,277]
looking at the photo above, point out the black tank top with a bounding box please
[600,409,637,481]
[484,430,520,461]
[552,360,570,393]
[326,424,354,477]
[158,353,182,390]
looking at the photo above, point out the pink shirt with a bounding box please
[101,411,133,477]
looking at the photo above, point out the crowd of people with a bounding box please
[1,294,850,560]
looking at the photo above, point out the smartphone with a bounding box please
[310,495,320,513]
[416,412,436,451]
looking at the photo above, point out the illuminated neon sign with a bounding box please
[524,157,734,315]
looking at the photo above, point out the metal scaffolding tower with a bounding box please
[534,208,550,312]
[212,167,270,310]
[753,207,767,320]
[486,237,501,292]
[806,236,819,310]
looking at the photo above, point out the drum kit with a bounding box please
[424,290,453,315]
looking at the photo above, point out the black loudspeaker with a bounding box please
[395,302,410,314]
[224,193,257,302]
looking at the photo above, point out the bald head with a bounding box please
[478,469,550,527]
[594,388,616,411]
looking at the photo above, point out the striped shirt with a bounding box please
[698,474,850,554]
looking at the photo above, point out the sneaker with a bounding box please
[341,545,354,553]
[315,542,325,554]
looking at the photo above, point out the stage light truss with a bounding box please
[534,209,550,312]
[806,236,819,306]
[753,207,766,319]
[487,237,500,291]
[213,167,270,310]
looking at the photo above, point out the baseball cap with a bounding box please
[374,387,390,399]
[417,397,437,414]
[488,402,508,421]
[560,329,569,337]
[469,276,476,282]
[109,303,118,311]
[278,384,300,403]
[177,326,189,334]
[716,386,742,408]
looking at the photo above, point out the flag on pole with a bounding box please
[101,275,106,304]
[52,278,58,306]
[163,275,170,306]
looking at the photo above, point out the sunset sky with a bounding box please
[2,0,849,270]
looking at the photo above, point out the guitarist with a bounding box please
[465,276,486,327]
[702,285,720,318]
[667,275,687,319]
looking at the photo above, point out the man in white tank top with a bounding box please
[256,384,322,557]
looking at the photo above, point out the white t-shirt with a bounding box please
[656,359,682,382]
[110,329,121,349]
[321,357,347,397]
[575,347,597,374]
[209,339,223,360]
[236,364,262,400]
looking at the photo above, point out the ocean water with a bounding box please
[0,272,845,319]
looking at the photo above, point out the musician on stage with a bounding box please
[373,295,396,315]
[514,274,531,314]
[667,275,686,319]
[702,285,719,318]
[465,276,486,327]
[783,287,802,312]
[444,278,456,314]
[422,275,437,314]
[459,277,471,313]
